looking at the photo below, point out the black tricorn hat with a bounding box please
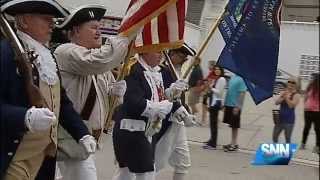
[0,0,69,17]
[171,43,196,57]
[57,4,106,30]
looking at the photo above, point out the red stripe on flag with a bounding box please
[176,0,185,39]
[120,0,170,33]
[157,12,169,43]
[142,22,152,45]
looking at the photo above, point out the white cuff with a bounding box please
[169,106,186,124]
[24,108,33,132]
[141,100,157,118]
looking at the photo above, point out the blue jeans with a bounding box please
[272,124,294,143]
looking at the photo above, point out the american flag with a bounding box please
[119,0,187,53]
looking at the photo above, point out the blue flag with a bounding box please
[217,0,283,104]
[218,0,271,104]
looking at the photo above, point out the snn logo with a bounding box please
[261,144,290,157]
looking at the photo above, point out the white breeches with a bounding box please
[57,154,97,180]
[155,123,191,174]
[112,167,156,180]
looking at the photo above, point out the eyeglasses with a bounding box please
[287,81,296,84]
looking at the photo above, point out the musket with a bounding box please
[0,13,48,108]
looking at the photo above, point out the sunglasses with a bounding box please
[287,81,296,84]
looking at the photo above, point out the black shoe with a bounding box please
[202,144,217,150]
[223,144,232,151]
[226,144,239,152]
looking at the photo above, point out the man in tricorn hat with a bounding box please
[54,4,129,180]
[111,51,193,180]
[153,43,197,180]
[0,0,96,179]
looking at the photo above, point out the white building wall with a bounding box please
[278,22,319,76]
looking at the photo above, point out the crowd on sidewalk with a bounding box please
[184,61,319,154]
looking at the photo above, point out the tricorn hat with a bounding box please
[172,43,196,57]
[57,4,106,30]
[0,0,69,17]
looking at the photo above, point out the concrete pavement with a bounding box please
[95,136,319,180]
[94,93,319,179]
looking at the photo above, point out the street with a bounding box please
[95,137,318,180]
[95,95,319,180]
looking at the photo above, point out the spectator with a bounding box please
[222,75,247,152]
[300,73,319,153]
[187,57,204,118]
[203,65,226,149]
[273,78,300,143]
[201,61,217,126]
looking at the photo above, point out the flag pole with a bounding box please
[182,1,229,79]
[101,40,135,137]
[163,51,179,80]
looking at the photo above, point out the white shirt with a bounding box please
[55,37,128,130]
[17,30,58,85]
[210,77,227,106]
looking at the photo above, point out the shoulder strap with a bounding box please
[212,77,221,88]
[81,75,97,120]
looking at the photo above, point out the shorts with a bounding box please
[223,106,241,128]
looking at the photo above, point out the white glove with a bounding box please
[145,118,162,137]
[24,107,56,132]
[184,114,197,127]
[171,106,197,127]
[108,36,129,49]
[79,135,97,154]
[165,80,189,100]
[144,100,173,136]
[118,27,142,42]
[142,100,173,119]
[156,100,173,119]
[109,80,127,97]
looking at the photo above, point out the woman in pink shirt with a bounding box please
[300,73,319,153]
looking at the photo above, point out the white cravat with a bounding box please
[138,57,164,102]
[17,30,58,85]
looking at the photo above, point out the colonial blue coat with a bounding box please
[0,39,90,179]
[112,61,180,173]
